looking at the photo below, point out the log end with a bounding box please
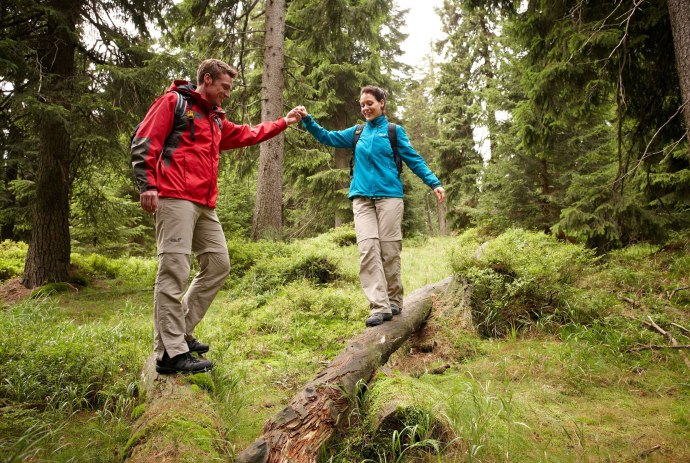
[236,438,269,463]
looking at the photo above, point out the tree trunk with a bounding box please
[668,0,690,156]
[539,158,551,233]
[333,104,353,227]
[334,147,351,227]
[22,1,78,288]
[437,200,447,236]
[236,277,453,463]
[252,0,286,241]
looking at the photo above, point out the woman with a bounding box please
[296,86,445,327]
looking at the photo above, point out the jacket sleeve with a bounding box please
[301,115,357,149]
[219,117,288,150]
[396,125,442,189]
[130,93,176,193]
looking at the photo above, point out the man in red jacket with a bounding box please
[132,59,302,374]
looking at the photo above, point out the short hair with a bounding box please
[196,59,238,85]
[360,85,387,103]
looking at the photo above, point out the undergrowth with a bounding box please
[1,227,687,462]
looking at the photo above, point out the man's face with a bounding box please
[202,72,233,106]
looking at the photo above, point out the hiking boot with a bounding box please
[391,304,402,316]
[365,312,393,327]
[187,339,209,354]
[156,351,213,374]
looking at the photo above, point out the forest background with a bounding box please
[1,0,689,461]
[0,0,688,287]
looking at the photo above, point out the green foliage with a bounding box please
[226,228,380,298]
[0,299,147,413]
[329,224,358,247]
[0,239,27,280]
[30,282,73,298]
[70,253,157,286]
[452,229,598,337]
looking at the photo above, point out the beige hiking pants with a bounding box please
[352,197,404,315]
[153,198,230,360]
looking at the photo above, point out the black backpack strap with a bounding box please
[350,124,365,179]
[388,122,402,177]
[174,92,195,141]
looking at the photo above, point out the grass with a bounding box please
[0,228,688,462]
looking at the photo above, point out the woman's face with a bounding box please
[360,92,384,120]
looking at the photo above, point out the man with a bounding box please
[131,59,302,374]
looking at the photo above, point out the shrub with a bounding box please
[70,253,157,286]
[0,240,28,281]
[232,252,343,297]
[30,282,73,298]
[452,228,598,337]
[226,238,290,280]
[327,224,357,247]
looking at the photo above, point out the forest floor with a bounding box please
[1,228,688,462]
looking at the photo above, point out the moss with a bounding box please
[365,374,449,435]
[123,387,229,462]
[131,403,146,421]
[30,282,72,297]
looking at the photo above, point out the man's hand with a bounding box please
[285,106,305,125]
[140,190,159,213]
[295,106,308,118]
[433,186,446,204]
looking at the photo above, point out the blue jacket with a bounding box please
[301,114,442,199]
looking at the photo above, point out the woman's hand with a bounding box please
[433,186,446,204]
[285,107,303,124]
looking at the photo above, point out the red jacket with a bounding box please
[131,80,287,208]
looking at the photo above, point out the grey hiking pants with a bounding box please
[153,198,230,360]
[353,197,404,315]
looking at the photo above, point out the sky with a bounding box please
[396,0,445,67]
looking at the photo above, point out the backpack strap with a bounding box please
[388,122,402,177]
[350,124,365,179]
[172,92,196,141]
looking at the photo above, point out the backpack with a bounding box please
[350,122,402,179]
[130,90,222,146]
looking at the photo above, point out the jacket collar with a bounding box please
[366,114,387,127]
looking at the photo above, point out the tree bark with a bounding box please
[252,0,286,241]
[334,148,350,227]
[668,0,690,156]
[236,276,453,463]
[22,1,78,288]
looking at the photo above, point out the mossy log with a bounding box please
[123,355,229,463]
[236,276,454,463]
[366,374,453,441]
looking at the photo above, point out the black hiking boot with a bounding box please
[391,304,402,316]
[365,312,393,327]
[187,339,210,354]
[156,351,213,374]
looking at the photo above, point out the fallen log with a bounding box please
[236,276,454,463]
[366,374,453,442]
[123,355,230,462]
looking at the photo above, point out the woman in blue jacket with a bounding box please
[296,86,445,327]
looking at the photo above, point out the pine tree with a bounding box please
[252,0,287,240]
[0,0,174,286]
